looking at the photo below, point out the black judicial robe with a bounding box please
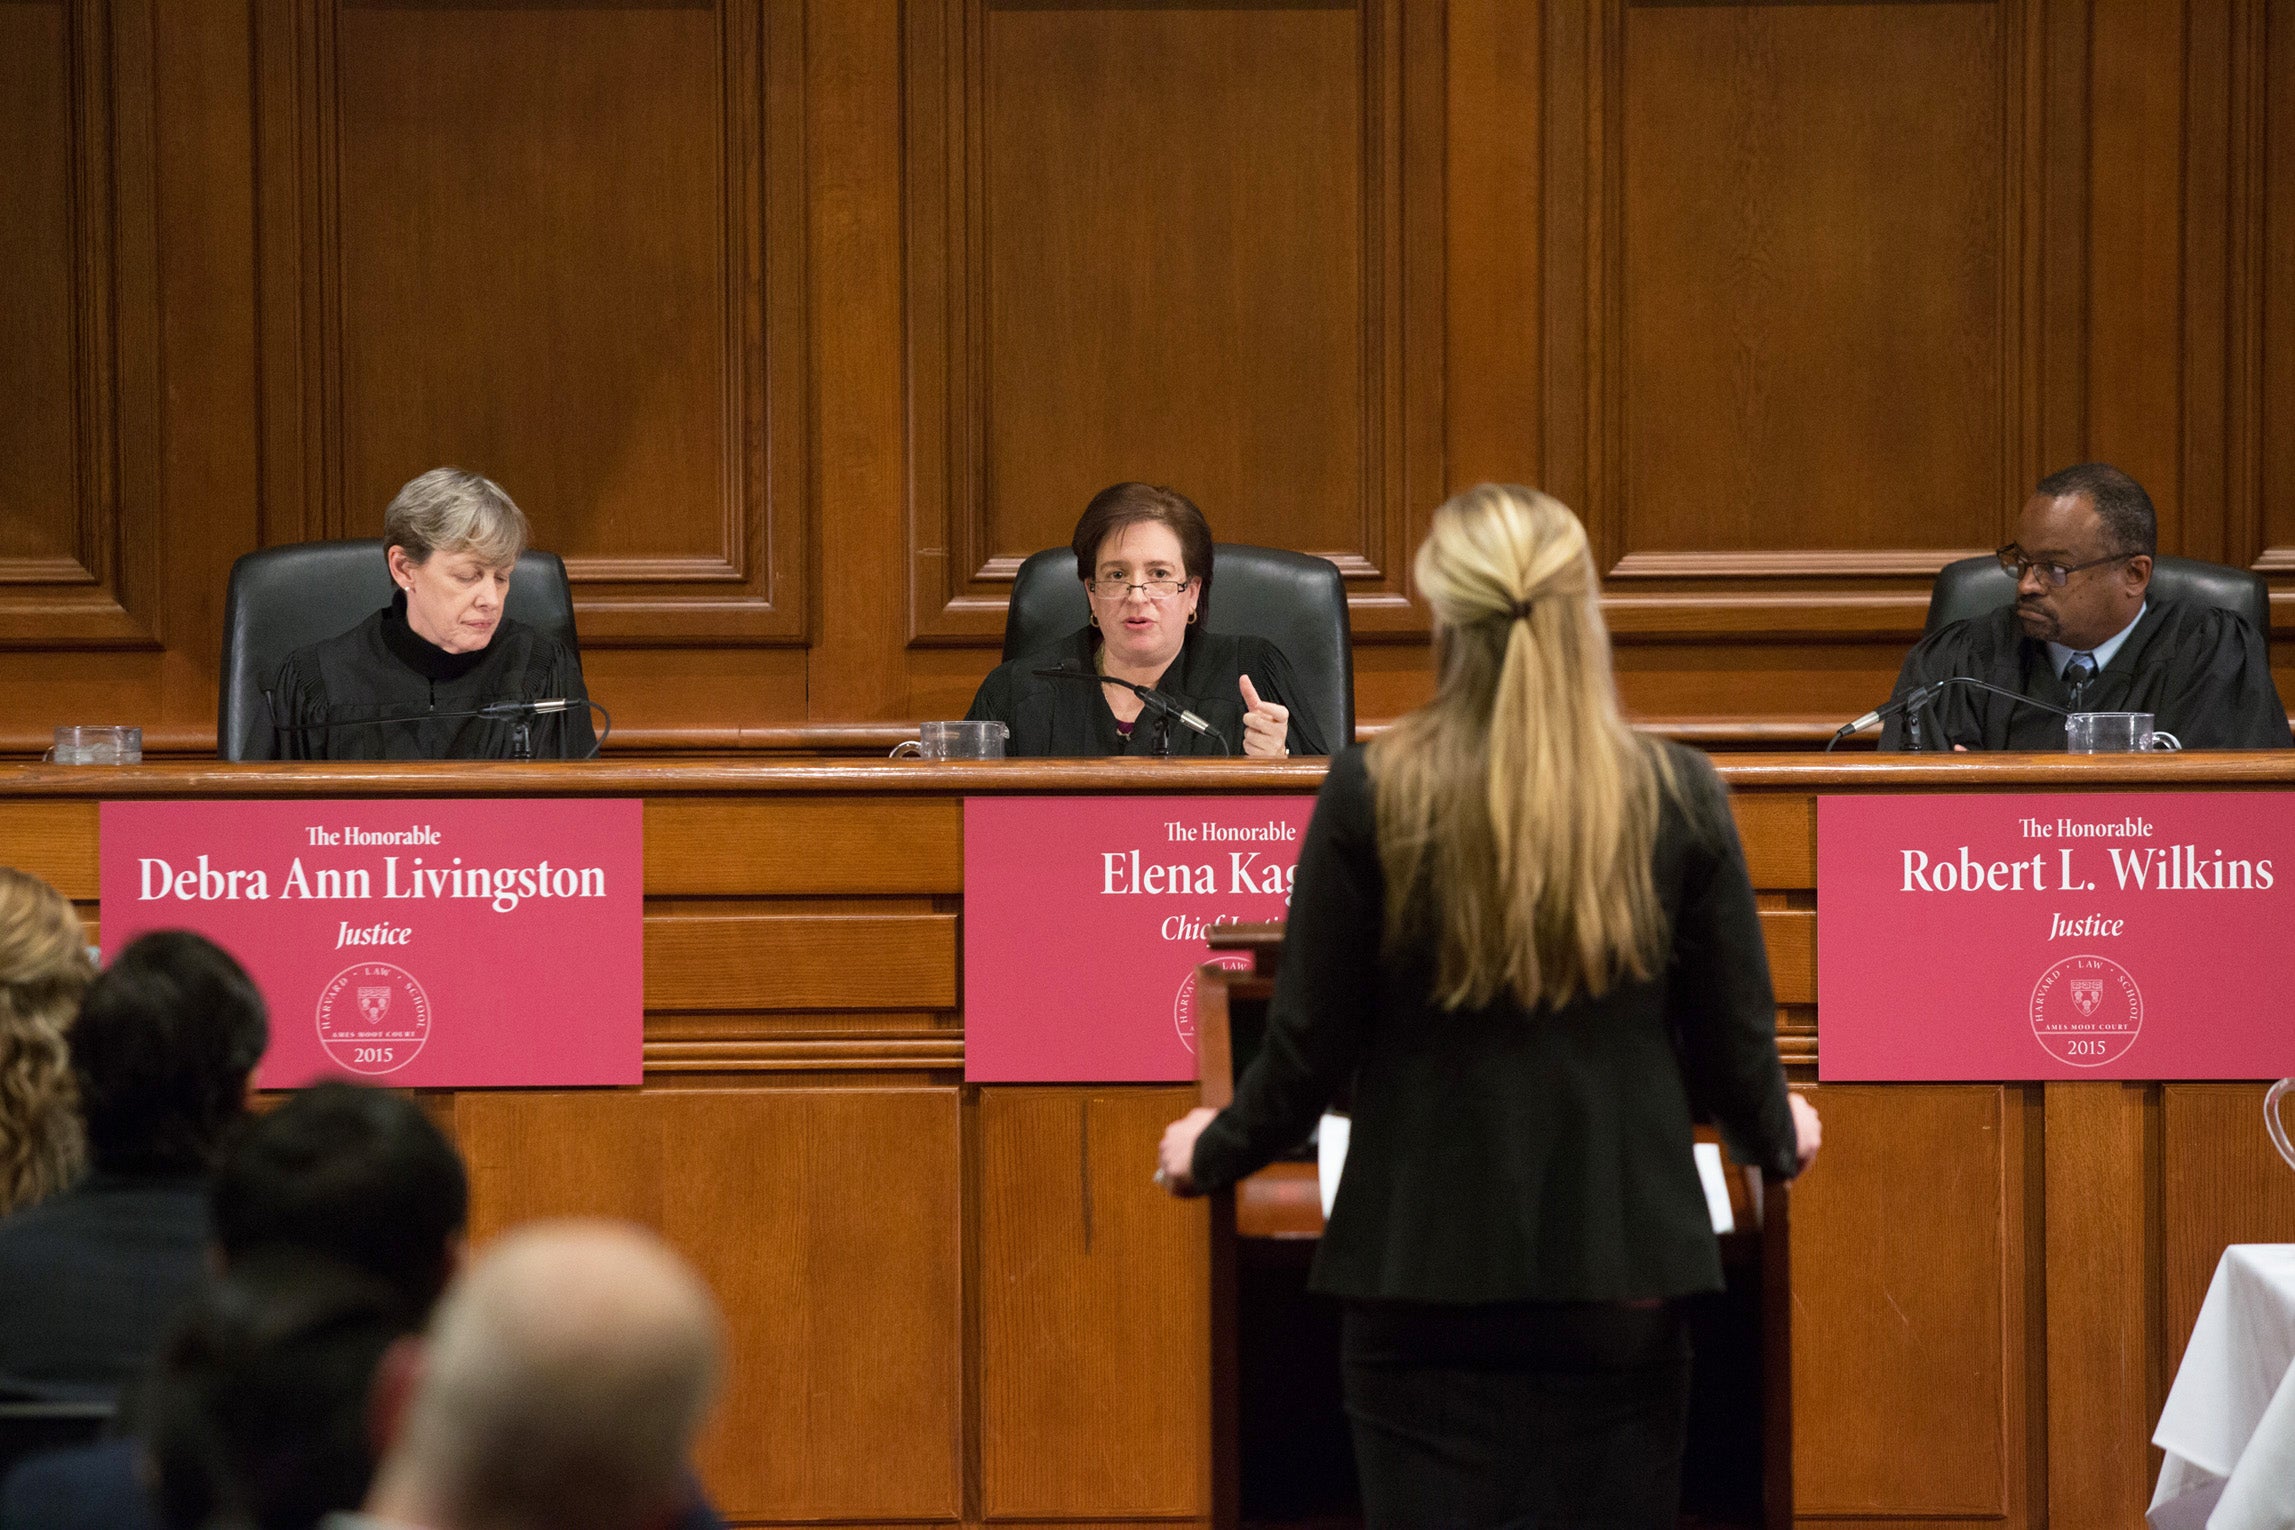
[272,592,596,760]
[1879,598,2291,751]
[964,628,1330,757]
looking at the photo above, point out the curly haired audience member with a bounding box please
[0,870,92,1218]
[0,931,267,1399]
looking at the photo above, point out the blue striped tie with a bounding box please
[2063,651,2097,704]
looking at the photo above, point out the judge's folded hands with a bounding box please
[1156,1094,1822,1195]
[1238,675,1289,758]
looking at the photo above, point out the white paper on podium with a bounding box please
[1312,1115,1739,1238]
[1694,1141,1736,1235]
[1316,1113,1349,1219]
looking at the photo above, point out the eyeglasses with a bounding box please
[1088,577,1192,600]
[1995,545,2133,589]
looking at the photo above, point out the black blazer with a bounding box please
[0,1174,209,1401]
[1191,744,1799,1303]
[964,628,1328,757]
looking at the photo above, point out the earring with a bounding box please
[1089,612,1099,628]
[1187,611,1198,624]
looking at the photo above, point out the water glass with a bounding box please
[889,720,1008,760]
[2065,712,2179,753]
[43,725,142,765]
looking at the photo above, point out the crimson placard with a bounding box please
[964,795,1316,1081]
[100,799,643,1089]
[1818,792,2295,1080]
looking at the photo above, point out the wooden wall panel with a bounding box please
[902,0,1443,646]
[2259,0,2295,570]
[977,1086,1210,1520]
[456,1086,964,1522]
[2162,1083,2295,1379]
[3,0,2294,750]
[0,1,80,568]
[1616,2,2009,565]
[1788,1084,2024,1519]
[0,0,161,651]
[257,0,807,650]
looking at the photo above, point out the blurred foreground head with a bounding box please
[73,931,268,1175]
[146,1249,415,1530]
[367,1219,724,1530]
[212,1079,469,1314]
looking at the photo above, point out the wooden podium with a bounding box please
[5,753,2293,1528]
[1188,927,1796,1530]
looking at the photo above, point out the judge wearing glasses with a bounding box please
[964,482,1327,757]
[1881,462,2290,749]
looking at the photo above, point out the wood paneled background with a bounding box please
[4,0,2293,753]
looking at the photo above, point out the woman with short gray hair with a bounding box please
[271,468,595,759]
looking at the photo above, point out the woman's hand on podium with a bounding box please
[1790,1092,1822,1172]
[1156,1106,1218,1196]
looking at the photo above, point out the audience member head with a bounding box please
[1070,482,1214,672]
[143,1248,415,1530]
[1369,484,1672,1011]
[212,1080,469,1314]
[2010,462,2156,649]
[367,1219,724,1530]
[383,467,529,655]
[72,931,268,1176]
[0,868,92,1213]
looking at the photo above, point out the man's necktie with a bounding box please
[2064,651,2097,705]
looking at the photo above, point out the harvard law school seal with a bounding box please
[2029,954,2142,1067]
[1173,955,1254,1056]
[317,961,431,1076]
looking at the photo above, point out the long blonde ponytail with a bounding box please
[1368,485,1675,1010]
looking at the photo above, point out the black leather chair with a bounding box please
[1002,544,1356,747]
[1925,553,2270,637]
[217,541,579,761]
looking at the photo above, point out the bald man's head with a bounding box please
[369,1220,723,1530]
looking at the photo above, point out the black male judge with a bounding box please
[1881,463,2290,750]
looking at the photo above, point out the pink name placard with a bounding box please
[964,795,1316,1081]
[1819,792,2295,1080]
[100,799,643,1090]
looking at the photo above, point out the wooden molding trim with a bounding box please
[1608,549,1989,581]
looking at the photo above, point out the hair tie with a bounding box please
[1507,599,1534,621]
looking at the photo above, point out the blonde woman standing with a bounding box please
[0,868,92,1217]
[1158,485,1819,1526]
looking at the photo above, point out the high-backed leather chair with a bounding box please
[1002,544,1356,748]
[1924,554,2270,637]
[217,541,579,761]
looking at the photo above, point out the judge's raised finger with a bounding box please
[1239,673,1265,712]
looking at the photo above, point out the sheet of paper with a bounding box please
[1694,1141,1735,1235]
[1316,1112,1350,1220]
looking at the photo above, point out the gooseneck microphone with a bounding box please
[265,695,613,761]
[1828,676,2069,752]
[1031,667,1233,755]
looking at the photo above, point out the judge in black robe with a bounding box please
[1880,461,2291,750]
[968,626,1328,757]
[1880,598,2290,750]
[270,466,596,761]
[964,480,1332,758]
[272,590,595,760]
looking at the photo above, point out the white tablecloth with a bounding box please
[2152,1244,2295,1530]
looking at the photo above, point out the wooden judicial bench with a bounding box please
[3,753,2295,1529]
